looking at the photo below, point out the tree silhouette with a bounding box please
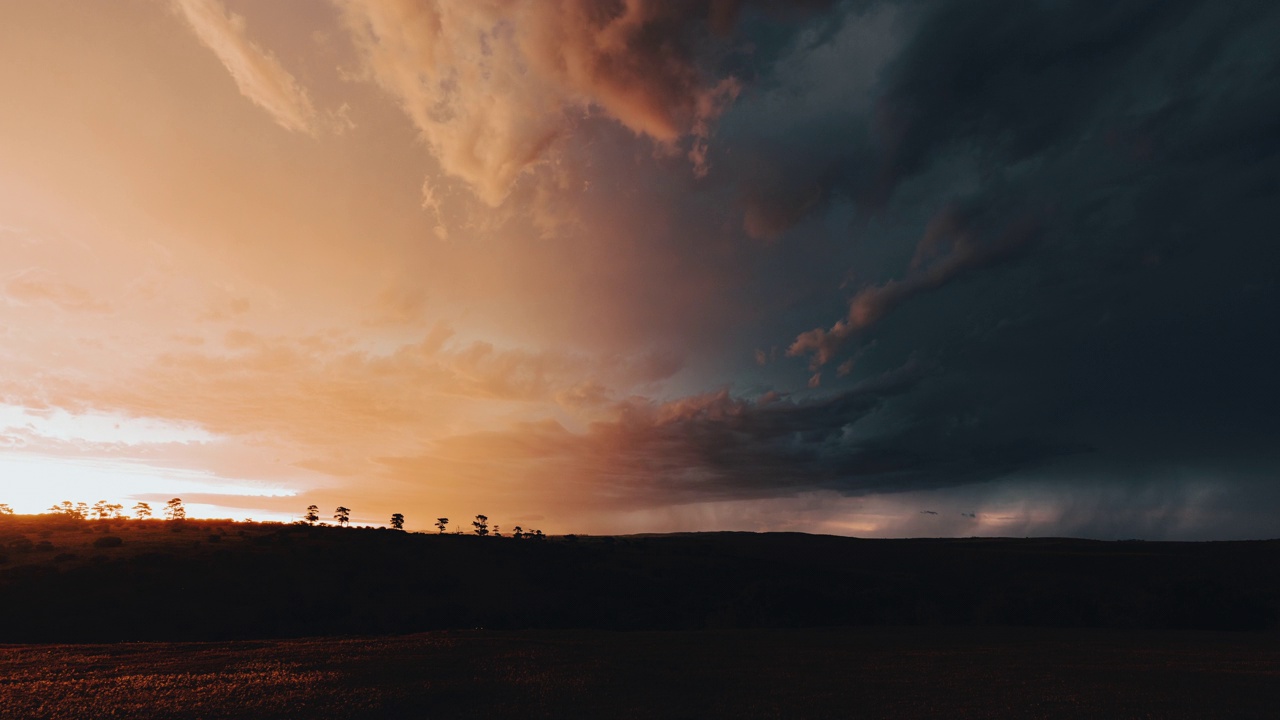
[133,502,152,520]
[493,525,501,537]
[0,504,13,516]
[435,517,448,534]
[165,498,186,521]
[512,526,524,539]
[304,505,320,525]
[334,507,351,527]
[472,514,489,536]
[49,501,85,520]
[390,513,405,530]
[91,501,124,521]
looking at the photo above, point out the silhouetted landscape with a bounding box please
[7,0,1280,716]
[2,514,1278,717]
[2,515,1279,641]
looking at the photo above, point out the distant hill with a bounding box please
[0,516,1276,642]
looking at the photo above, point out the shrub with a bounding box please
[93,536,124,548]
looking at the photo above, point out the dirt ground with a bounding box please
[1,627,1277,719]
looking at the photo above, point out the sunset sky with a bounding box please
[2,0,1277,537]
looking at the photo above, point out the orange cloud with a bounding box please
[172,0,319,135]
[4,269,111,314]
[335,0,744,204]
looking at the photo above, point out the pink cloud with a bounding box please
[335,0,748,204]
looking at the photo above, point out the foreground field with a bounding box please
[1,627,1277,719]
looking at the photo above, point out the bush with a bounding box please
[54,553,78,562]
[93,536,124,548]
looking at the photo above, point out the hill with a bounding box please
[0,516,1277,642]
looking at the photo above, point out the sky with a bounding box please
[1,0,1277,538]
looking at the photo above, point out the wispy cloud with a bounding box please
[789,206,1039,367]
[4,269,111,314]
[172,0,318,135]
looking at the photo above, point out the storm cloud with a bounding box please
[2,0,1278,537]
[722,0,1280,531]
[436,0,1280,534]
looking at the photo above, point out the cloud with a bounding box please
[172,0,319,135]
[198,294,251,322]
[334,0,774,204]
[789,204,1039,366]
[12,327,688,482]
[6,0,1280,537]
[4,269,111,314]
[393,360,1075,511]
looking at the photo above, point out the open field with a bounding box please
[2,627,1278,719]
[2,516,1279,641]
[2,517,1278,717]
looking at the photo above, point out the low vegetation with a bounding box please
[0,512,1277,643]
[2,627,1279,719]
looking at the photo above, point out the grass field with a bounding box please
[4,516,1279,643]
[2,627,1277,719]
[2,516,1278,717]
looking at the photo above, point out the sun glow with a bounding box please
[0,452,297,517]
[0,403,302,519]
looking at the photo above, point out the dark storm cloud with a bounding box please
[600,0,1280,531]
[418,0,1280,536]
[427,359,1078,512]
[789,201,1042,365]
[618,358,1073,501]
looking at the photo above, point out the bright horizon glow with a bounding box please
[0,452,297,519]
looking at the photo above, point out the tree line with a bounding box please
[301,506,544,537]
[38,498,186,521]
[3,500,547,538]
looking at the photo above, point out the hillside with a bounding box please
[1,516,1277,642]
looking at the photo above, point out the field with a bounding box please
[3,517,1279,641]
[2,627,1278,719]
[1,516,1278,717]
